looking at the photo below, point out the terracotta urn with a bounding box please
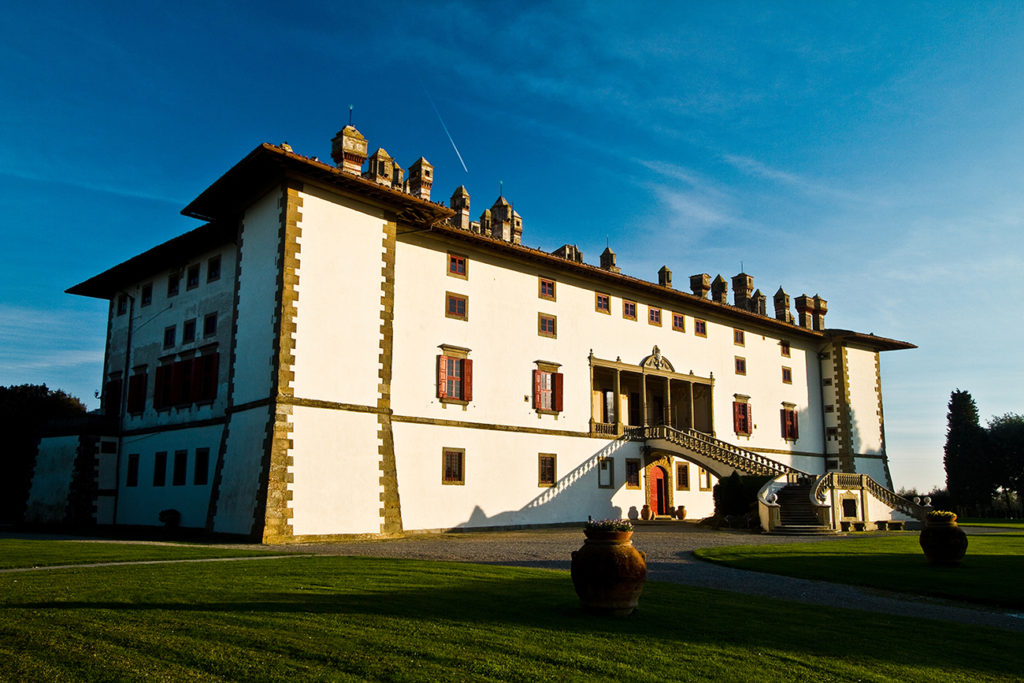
[571,530,647,616]
[640,504,652,521]
[676,505,686,520]
[919,513,968,566]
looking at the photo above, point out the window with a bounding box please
[735,357,746,375]
[595,292,611,314]
[538,454,556,487]
[163,325,176,349]
[782,367,793,384]
[538,313,557,338]
[699,468,713,491]
[103,376,122,417]
[598,457,614,488]
[153,452,167,487]
[826,426,839,441]
[186,264,200,290]
[824,405,835,413]
[194,353,220,403]
[694,319,707,337]
[533,367,563,412]
[625,458,641,489]
[173,450,188,486]
[207,255,221,283]
[676,463,689,490]
[823,378,833,386]
[734,329,745,346]
[672,313,685,332]
[781,406,799,441]
[448,253,467,279]
[203,313,217,338]
[183,319,197,344]
[445,292,468,321]
[116,294,128,316]
[126,453,140,487]
[649,307,662,326]
[194,448,210,485]
[153,354,219,410]
[141,283,153,307]
[733,400,752,436]
[539,277,556,301]
[127,370,147,415]
[780,341,791,357]
[623,300,637,320]
[167,271,181,297]
[442,448,465,485]
[171,358,194,405]
[437,350,473,403]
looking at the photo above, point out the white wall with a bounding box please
[24,436,79,523]
[213,406,271,535]
[846,347,884,455]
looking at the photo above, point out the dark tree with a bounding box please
[943,389,991,513]
[0,384,87,522]
[987,413,1024,510]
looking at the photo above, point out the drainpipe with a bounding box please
[113,292,135,525]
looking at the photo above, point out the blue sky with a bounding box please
[2,1,1022,492]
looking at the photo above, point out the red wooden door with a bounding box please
[649,466,668,515]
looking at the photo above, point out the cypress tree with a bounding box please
[943,389,990,512]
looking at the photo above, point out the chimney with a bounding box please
[479,208,492,237]
[552,244,583,263]
[732,272,753,309]
[489,197,515,242]
[449,186,470,230]
[795,295,813,329]
[812,295,828,330]
[600,247,621,273]
[658,266,672,288]
[711,275,728,303]
[690,273,710,299]
[752,289,767,316]
[408,158,433,200]
[774,287,792,323]
[331,125,368,175]
[364,148,396,186]
[391,161,405,190]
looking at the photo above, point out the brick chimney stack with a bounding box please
[331,125,368,175]
[812,295,828,330]
[408,157,433,200]
[795,295,813,329]
[658,266,672,288]
[600,247,621,273]
[711,275,728,304]
[774,287,792,323]
[752,289,767,316]
[449,186,470,230]
[732,272,753,310]
[690,273,710,299]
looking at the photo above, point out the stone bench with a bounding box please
[874,520,906,531]
[840,520,868,532]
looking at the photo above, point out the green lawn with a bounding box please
[958,518,1024,530]
[0,538,273,569]
[695,533,1024,608]
[0,550,1021,681]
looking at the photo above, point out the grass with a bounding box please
[0,546,1021,681]
[695,533,1024,609]
[958,518,1024,529]
[0,538,273,569]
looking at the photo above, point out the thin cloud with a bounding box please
[0,169,182,206]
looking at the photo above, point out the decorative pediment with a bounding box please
[640,345,674,372]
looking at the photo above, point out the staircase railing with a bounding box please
[812,472,927,520]
[626,425,809,478]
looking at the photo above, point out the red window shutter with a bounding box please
[733,402,742,432]
[190,357,204,403]
[437,356,448,399]
[792,411,799,439]
[462,359,473,402]
[533,370,542,409]
[154,365,168,409]
[127,373,147,414]
[744,404,751,433]
[780,409,787,438]
[553,372,563,412]
[207,353,219,401]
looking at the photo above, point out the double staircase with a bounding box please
[772,480,834,535]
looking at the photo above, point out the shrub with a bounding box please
[158,509,181,528]
[584,518,633,532]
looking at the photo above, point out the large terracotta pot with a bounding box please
[571,530,647,616]
[676,505,686,520]
[919,516,968,566]
[640,504,652,521]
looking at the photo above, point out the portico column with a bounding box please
[689,382,695,431]
[641,370,647,427]
[665,376,672,427]
[614,368,622,434]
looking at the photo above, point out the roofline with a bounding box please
[823,329,917,352]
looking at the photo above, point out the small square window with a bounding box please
[623,300,637,320]
[186,264,200,290]
[699,468,712,491]
[649,307,662,326]
[676,463,690,490]
[694,319,707,337]
[116,294,128,316]
[448,253,467,279]
[672,313,685,332]
[167,272,181,297]
[734,329,745,346]
[163,325,176,349]
[182,319,197,344]
[625,458,641,489]
[207,255,222,283]
[539,278,556,301]
[442,448,465,485]
[446,292,468,321]
[203,313,218,338]
[780,341,791,357]
[595,292,611,314]
[735,357,747,375]
[141,283,153,307]
[598,457,614,488]
[538,454,557,487]
[538,314,557,338]
[782,367,793,384]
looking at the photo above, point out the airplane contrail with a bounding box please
[422,85,469,173]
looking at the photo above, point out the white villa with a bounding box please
[27,125,920,542]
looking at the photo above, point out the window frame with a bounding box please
[538,313,557,338]
[437,346,472,405]
[172,449,188,486]
[625,458,642,489]
[194,447,210,486]
[116,294,128,316]
[676,462,690,490]
[699,467,713,491]
[167,271,181,297]
[186,264,200,291]
[734,329,745,346]
[538,277,556,301]
[781,405,800,442]
[597,456,615,489]
[595,292,611,314]
[733,400,752,436]
[140,283,153,307]
[203,312,217,338]
[622,300,637,321]
[782,366,793,384]
[182,318,197,344]
[533,365,563,414]
[153,451,167,487]
[447,253,468,279]
[694,319,707,337]
[442,448,465,485]
[648,306,662,326]
[780,340,791,357]
[207,255,221,283]
[734,356,747,375]
[163,325,176,349]
[672,313,685,332]
[538,453,557,487]
[445,292,469,321]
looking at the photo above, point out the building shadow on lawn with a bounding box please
[6,563,1021,677]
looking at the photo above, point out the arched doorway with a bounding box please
[649,465,668,516]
